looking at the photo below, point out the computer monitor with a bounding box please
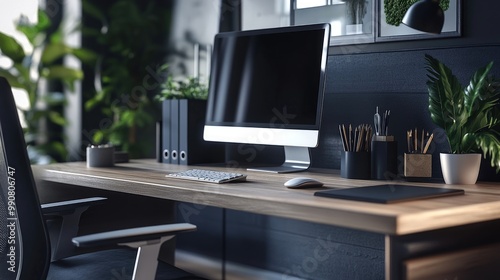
[203,23,331,173]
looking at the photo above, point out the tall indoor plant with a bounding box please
[425,54,500,184]
[0,10,93,163]
[82,0,171,158]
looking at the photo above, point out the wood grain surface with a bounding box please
[34,159,500,236]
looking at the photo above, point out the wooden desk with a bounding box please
[35,159,500,280]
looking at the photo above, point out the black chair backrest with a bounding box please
[0,77,50,279]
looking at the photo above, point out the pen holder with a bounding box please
[404,153,432,178]
[87,145,115,167]
[371,136,398,180]
[341,151,371,179]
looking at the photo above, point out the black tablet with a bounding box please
[314,184,464,204]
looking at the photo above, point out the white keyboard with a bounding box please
[167,169,247,184]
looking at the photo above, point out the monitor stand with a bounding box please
[247,146,311,173]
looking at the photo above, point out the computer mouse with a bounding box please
[284,177,324,189]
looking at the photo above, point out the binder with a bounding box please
[179,99,190,165]
[170,99,180,164]
[161,100,171,164]
[178,100,225,165]
[162,99,225,165]
[156,121,162,162]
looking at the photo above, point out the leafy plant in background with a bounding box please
[0,10,94,163]
[154,65,208,101]
[82,0,171,157]
[425,54,500,172]
[384,0,450,26]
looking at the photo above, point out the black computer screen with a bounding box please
[205,24,329,129]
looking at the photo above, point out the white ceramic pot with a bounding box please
[440,153,481,184]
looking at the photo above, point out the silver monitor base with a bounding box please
[247,146,311,173]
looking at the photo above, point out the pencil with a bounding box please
[421,129,424,153]
[339,125,348,151]
[423,133,434,154]
[414,128,418,153]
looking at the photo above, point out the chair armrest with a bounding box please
[41,197,107,215]
[72,223,196,248]
[41,197,107,261]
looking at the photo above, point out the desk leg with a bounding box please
[385,235,402,280]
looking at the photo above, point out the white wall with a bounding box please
[241,0,290,30]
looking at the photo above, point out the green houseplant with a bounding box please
[154,66,208,101]
[384,0,449,26]
[82,0,171,158]
[0,10,94,163]
[425,54,500,183]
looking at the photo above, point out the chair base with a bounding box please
[48,248,203,280]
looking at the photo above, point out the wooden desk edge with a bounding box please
[34,160,500,236]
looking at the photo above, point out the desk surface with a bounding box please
[35,159,500,236]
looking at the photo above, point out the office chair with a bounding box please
[0,77,204,280]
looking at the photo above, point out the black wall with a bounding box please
[313,0,500,181]
[314,45,500,181]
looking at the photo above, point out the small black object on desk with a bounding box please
[314,184,464,204]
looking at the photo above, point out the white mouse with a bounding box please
[284,177,324,189]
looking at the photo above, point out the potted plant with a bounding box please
[425,54,500,184]
[155,72,209,101]
[384,0,449,26]
[343,0,367,35]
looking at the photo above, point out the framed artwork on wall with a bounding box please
[376,0,461,42]
[291,0,376,45]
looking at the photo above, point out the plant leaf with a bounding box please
[41,42,72,64]
[0,69,24,89]
[71,48,98,64]
[476,129,500,172]
[16,9,50,45]
[48,111,67,126]
[0,32,25,63]
[464,62,494,115]
[425,54,466,152]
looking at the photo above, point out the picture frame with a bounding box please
[376,0,461,42]
[291,0,376,46]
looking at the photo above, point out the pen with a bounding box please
[374,106,381,136]
[384,110,390,136]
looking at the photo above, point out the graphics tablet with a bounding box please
[314,184,464,204]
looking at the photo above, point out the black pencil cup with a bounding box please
[371,136,398,180]
[341,151,371,179]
